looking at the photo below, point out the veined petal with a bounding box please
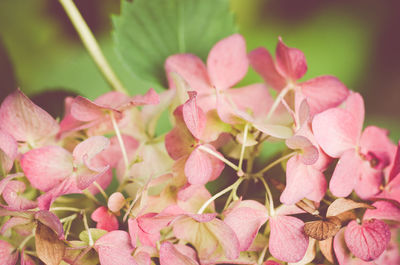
[91,206,118,232]
[37,177,80,210]
[72,136,110,166]
[165,54,211,93]
[159,242,199,265]
[275,38,307,81]
[71,96,108,122]
[329,149,359,197]
[0,240,18,265]
[344,219,390,261]
[185,146,222,185]
[363,200,400,223]
[286,135,318,165]
[183,92,206,139]
[207,34,248,90]
[20,146,73,192]
[0,89,59,143]
[120,88,160,110]
[269,215,309,262]
[94,230,137,265]
[248,47,286,91]
[0,130,17,174]
[2,181,37,210]
[343,92,364,137]
[34,210,64,239]
[300,75,349,116]
[312,108,358,157]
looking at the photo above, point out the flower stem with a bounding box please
[110,111,130,175]
[93,181,108,200]
[197,178,243,214]
[197,145,239,171]
[254,152,296,176]
[82,211,94,246]
[237,123,249,175]
[50,206,82,212]
[18,233,34,250]
[266,85,291,120]
[258,176,275,216]
[59,0,128,94]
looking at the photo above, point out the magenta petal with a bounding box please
[182,92,206,139]
[0,130,17,174]
[275,38,307,81]
[185,147,215,185]
[344,219,390,261]
[312,108,358,157]
[159,242,199,265]
[248,47,286,91]
[165,54,211,92]
[20,146,73,191]
[329,149,359,197]
[300,75,349,116]
[281,156,326,204]
[0,89,59,143]
[91,206,118,232]
[94,230,137,265]
[35,210,64,239]
[363,200,400,222]
[223,200,268,251]
[207,34,248,90]
[0,239,18,265]
[128,217,160,248]
[2,181,37,210]
[269,215,309,262]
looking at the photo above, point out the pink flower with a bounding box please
[91,206,119,232]
[312,92,395,198]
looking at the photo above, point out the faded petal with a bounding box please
[0,130,17,174]
[344,219,390,261]
[159,242,199,265]
[72,136,110,167]
[0,240,18,265]
[182,92,206,139]
[207,34,248,90]
[269,215,309,262]
[2,181,37,210]
[37,177,80,210]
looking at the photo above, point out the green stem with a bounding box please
[266,85,291,120]
[93,181,108,200]
[50,207,82,212]
[254,152,296,176]
[82,211,94,246]
[258,177,275,216]
[18,233,34,250]
[197,145,239,171]
[110,111,129,175]
[59,0,128,94]
[237,123,249,175]
[197,178,243,214]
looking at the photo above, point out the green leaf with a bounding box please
[113,0,237,88]
[79,228,107,244]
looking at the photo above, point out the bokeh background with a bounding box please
[0,0,399,140]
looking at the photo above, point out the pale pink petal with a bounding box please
[300,75,349,116]
[133,251,151,265]
[375,174,400,203]
[0,239,18,265]
[177,185,215,213]
[94,91,131,109]
[344,219,390,261]
[86,166,112,195]
[20,146,73,191]
[248,47,286,91]
[75,163,109,190]
[275,38,307,81]
[269,215,309,262]
[329,149,359,197]
[252,123,293,139]
[312,108,358,157]
[37,177,80,210]
[286,135,318,165]
[373,227,400,265]
[128,88,160,107]
[94,230,137,265]
[206,218,240,260]
[137,212,178,235]
[71,96,108,122]
[72,136,110,166]
[343,92,365,136]
[0,130,17,174]
[223,200,268,251]
[333,228,356,265]
[91,206,118,232]
[159,242,199,265]
[185,146,221,185]
[128,217,160,248]
[353,162,382,199]
[2,181,37,210]
[389,141,400,182]
[0,217,31,235]
[363,200,400,222]
[215,87,243,124]
[35,210,64,239]
[183,92,206,139]
[359,126,395,170]
[0,89,59,143]
[0,173,23,195]
[207,34,248,90]
[281,156,326,204]
[108,192,125,212]
[165,54,211,92]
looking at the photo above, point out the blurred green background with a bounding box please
[0,0,399,140]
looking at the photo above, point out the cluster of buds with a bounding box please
[0,34,398,265]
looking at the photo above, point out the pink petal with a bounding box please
[21,249,35,265]
[94,91,131,109]
[72,136,110,166]
[127,88,160,107]
[353,162,382,199]
[0,239,18,265]
[185,145,224,185]
[333,228,356,265]
[129,217,160,248]
[275,37,307,81]
[37,177,80,210]
[94,230,138,265]
[182,92,206,139]
[91,206,119,232]
[343,92,365,134]
[108,192,125,212]
[2,181,37,210]
[264,261,283,265]
[215,88,242,124]
[0,173,23,195]
[0,130,17,174]
[286,135,318,165]
[0,89,59,143]
[223,200,268,251]
[344,219,390,261]
[363,200,400,222]
[207,34,248,90]
[159,242,199,265]
[248,47,286,91]
[389,141,400,182]
[20,146,73,191]
[281,156,326,204]
[300,75,349,116]
[329,149,359,197]
[70,96,108,122]
[205,218,240,260]
[312,108,358,157]
[359,126,395,170]
[0,217,31,235]
[269,215,309,262]
[34,210,64,239]
[165,54,211,92]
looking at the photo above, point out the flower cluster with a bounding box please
[0,34,399,265]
